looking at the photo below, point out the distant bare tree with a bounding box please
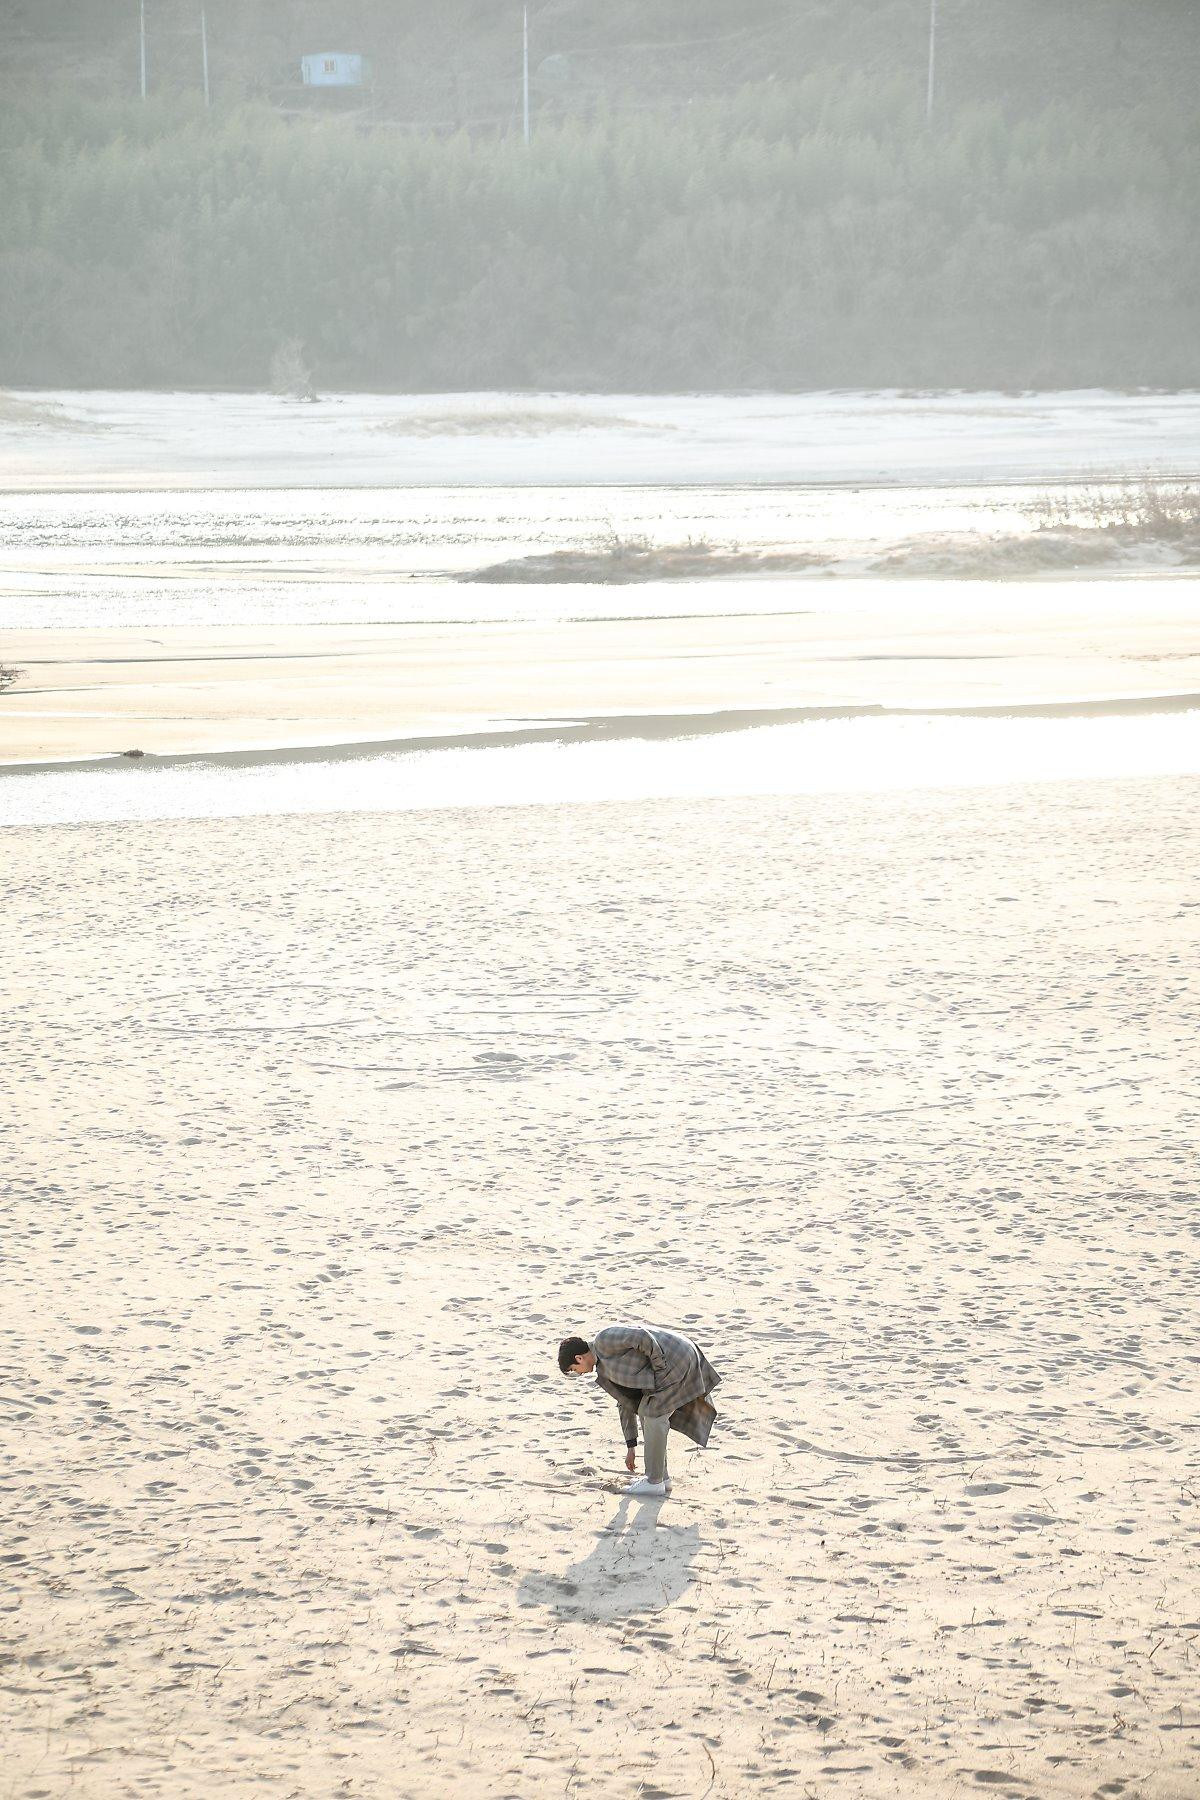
[270,336,315,399]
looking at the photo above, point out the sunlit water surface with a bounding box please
[0,482,1075,628]
[3,710,1198,829]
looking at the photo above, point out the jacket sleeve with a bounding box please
[615,1395,639,1447]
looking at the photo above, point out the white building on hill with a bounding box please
[300,53,369,89]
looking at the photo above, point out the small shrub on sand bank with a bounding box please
[0,665,23,692]
[1025,482,1200,541]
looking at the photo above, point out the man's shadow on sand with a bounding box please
[517,1496,701,1620]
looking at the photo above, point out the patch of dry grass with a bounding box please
[874,480,1200,578]
[465,530,820,584]
[1024,480,1200,540]
[869,533,1117,577]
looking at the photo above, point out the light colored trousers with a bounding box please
[638,1401,670,1482]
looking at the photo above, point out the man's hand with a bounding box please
[625,1447,636,1474]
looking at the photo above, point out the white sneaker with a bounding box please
[625,1477,668,1498]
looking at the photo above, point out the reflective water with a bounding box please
[0,482,1037,630]
[4,709,1198,830]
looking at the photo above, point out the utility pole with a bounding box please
[139,0,147,100]
[925,0,938,124]
[200,6,210,107]
[522,5,531,145]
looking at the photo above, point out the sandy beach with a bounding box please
[4,778,1199,1798]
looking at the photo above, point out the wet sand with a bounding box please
[4,779,1198,1797]
[5,585,1200,767]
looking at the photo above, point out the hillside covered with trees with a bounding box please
[2,0,1197,391]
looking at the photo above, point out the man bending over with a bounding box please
[558,1323,721,1498]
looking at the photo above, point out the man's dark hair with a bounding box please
[558,1335,590,1374]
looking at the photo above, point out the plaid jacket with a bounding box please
[592,1323,721,1448]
